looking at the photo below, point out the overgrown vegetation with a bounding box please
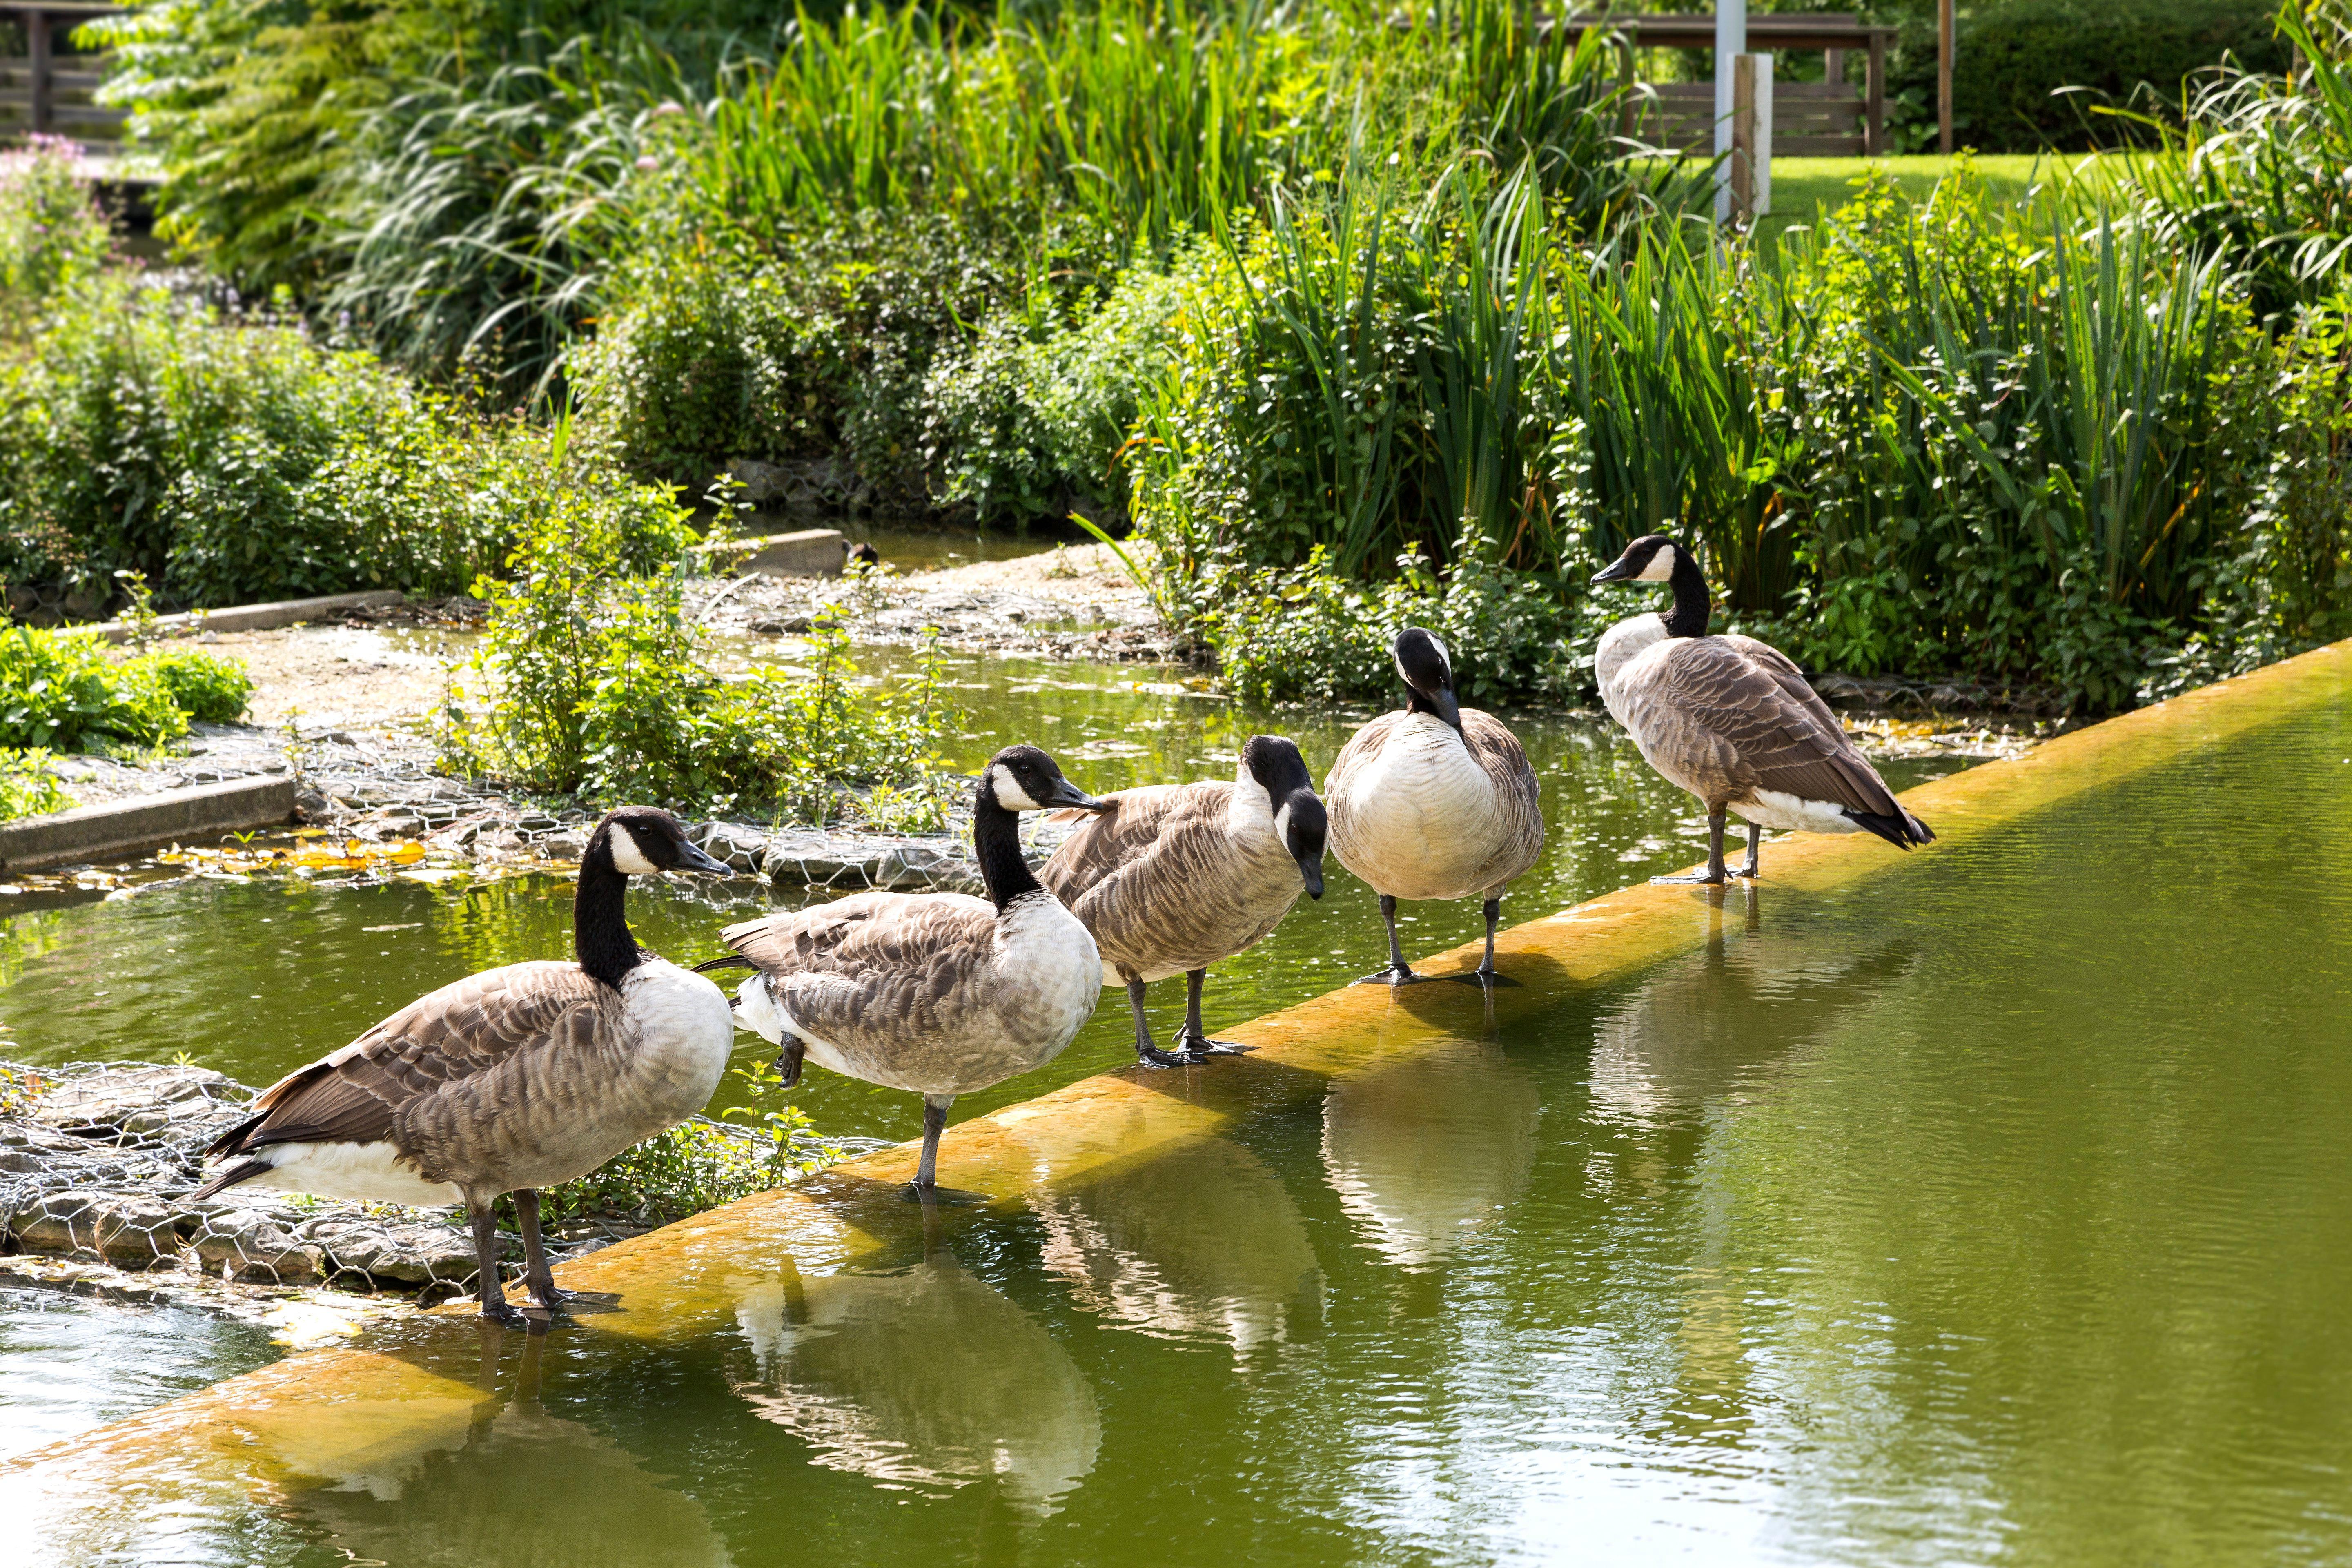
[0,622,251,750]
[440,418,964,818]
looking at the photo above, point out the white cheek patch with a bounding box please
[1427,633,1452,673]
[1273,800,1294,850]
[1637,544,1677,583]
[989,767,1042,812]
[608,824,659,875]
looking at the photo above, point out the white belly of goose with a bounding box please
[1732,789,1862,835]
[1334,714,1510,902]
[618,958,742,1122]
[238,1139,464,1207]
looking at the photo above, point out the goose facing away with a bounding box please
[1040,734,1327,1067]
[1324,628,1544,985]
[699,746,1111,1197]
[1589,532,1934,884]
[191,808,736,1325]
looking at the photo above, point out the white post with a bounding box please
[1714,0,1748,223]
[1731,53,1773,221]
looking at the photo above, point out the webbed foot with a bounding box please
[1353,964,1430,987]
[478,1295,529,1329]
[1136,1043,1198,1069]
[523,1285,622,1317]
[1650,870,1725,886]
[1444,967,1519,988]
[1170,1030,1255,1058]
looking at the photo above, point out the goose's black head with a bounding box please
[592,806,733,878]
[1590,533,1710,637]
[1242,734,1327,899]
[977,745,1110,816]
[1393,626,1461,730]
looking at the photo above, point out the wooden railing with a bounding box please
[0,4,128,146]
[1566,11,1897,159]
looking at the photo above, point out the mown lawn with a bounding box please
[1757,151,2145,243]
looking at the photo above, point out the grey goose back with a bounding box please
[698,746,1111,1198]
[1325,628,1544,985]
[190,807,737,1325]
[1042,734,1327,1067]
[1589,533,1934,883]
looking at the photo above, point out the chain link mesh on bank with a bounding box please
[0,1060,766,1299]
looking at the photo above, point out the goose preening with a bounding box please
[1324,628,1544,985]
[190,807,736,1325]
[697,745,1110,1197]
[1589,533,1935,884]
[1040,734,1327,1067]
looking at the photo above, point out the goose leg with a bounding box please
[1171,968,1255,1059]
[513,1188,618,1317]
[1729,821,1762,880]
[469,1199,524,1328]
[1652,808,1729,885]
[772,1031,805,1088]
[1125,972,1192,1068]
[1356,895,1427,985]
[1446,897,1509,985]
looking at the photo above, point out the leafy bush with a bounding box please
[1951,0,2287,153]
[443,438,962,815]
[0,625,187,749]
[0,749,71,820]
[0,272,677,611]
[0,136,111,315]
[133,645,253,723]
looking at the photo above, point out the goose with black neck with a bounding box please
[1324,628,1544,986]
[1590,532,1935,884]
[190,806,738,1325]
[699,745,1113,1200]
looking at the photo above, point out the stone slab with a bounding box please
[0,776,297,872]
[83,589,408,645]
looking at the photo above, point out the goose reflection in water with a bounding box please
[290,1329,734,1568]
[1032,1134,1323,1357]
[729,1253,1101,1516]
[1321,1036,1541,1269]
[1587,895,1918,1127]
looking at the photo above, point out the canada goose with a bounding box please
[697,746,1111,1196]
[1324,628,1544,984]
[190,807,736,1325]
[1589,533,1935,884]
[1040,734,1326,1067]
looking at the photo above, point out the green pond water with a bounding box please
[11,657,2352,1566]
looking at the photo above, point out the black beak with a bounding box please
[1045,777,1112,814]
[1298,856,1325,900]
[1590,557,1636,584]
[673,837,734,875]
[1430,688,1461,729]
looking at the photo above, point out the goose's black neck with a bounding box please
[971,782,1043,912]
[575,831,644,988]
[1660,550,1713,639]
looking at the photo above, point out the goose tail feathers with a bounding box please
[691,953,754,975]
[1845,806,1936,851]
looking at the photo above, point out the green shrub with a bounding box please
[1951,0,2287,154]
[0,136,111,314]
[442,438,961,814]
[0,625,187,750]
[0,748,71,820]
[129,645,254,724]
[0,272,673,611]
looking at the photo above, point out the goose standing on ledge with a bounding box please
[1589,533,1935,883]
[191,808,737,1325]
[699,746,1111,1197]
[1042,734,1327,1067]
[1325,628,1544,985]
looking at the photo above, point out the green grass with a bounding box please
[1759,151,2147,245]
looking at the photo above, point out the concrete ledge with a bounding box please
[0,777,297,873]
[689,528,848,579]
[83,590,408,645]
